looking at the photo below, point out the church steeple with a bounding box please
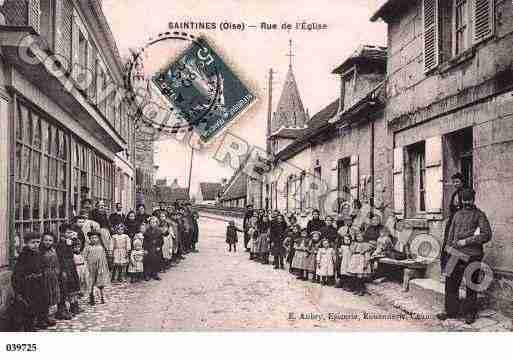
[271,39,307,133]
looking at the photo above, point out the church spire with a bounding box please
[271,39,307,133]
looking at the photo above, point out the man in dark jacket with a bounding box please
[307,209,325,234]
[437,189,492,325]
[441,173,467,270]
[243,204,254,252]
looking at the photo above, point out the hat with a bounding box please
[23,232,41,243]
[87,228,101,237]
[461,188,476,201]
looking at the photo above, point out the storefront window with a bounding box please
[92,153,113,209]
[14,102,69,251]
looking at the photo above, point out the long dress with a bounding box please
[110,234,131,265]
[40,247,61,307]
[347,242,374,278]
[74,252,91,296]
[83,243,110,288]
[143,227,163,275]
[316,248,336,276]
[304,241,318,273]
[162,231,173,260]
[128,249,145,274]
[249,227,260,254]
[291,241,307,270]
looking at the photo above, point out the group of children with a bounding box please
[10,204,199,332]
[230,208,401,296]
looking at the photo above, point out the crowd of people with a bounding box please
[231,203,404,296]
[10,199,199,332]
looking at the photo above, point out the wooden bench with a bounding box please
[377,258,428,292]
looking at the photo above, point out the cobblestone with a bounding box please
[42,216,451,331]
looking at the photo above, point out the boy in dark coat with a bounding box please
[226,220,243,252]
[143,216,164,281]
[11,232,51,331]
[270,214,288,269]
[56,224,82,319]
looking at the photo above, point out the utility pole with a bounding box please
[266,68,274,155]
[187,145,194,200]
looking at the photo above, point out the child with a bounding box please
[226,220,243,252]
[56,224,81,319]
[304,231,320,282]
[83,229,110,305]
[143,216,163,281]
[39,232,60,325]
[316,239,336,286]
[337,217,354,290]
[284,224,301,273]
[73,241,91,299]
[291,229,308,280]
[372,226,394,259]
[160,221,174,269]
[249,216,260,260]
[128,237,145,283]
[110,223,131,282]
[347,228,375,296]
[12,232,51,331]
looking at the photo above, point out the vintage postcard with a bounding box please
[0,0,512,350]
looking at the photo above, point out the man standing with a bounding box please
[441,173,467,270]
[243,204,254,252]
[437,189,492,325]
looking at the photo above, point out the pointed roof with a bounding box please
[272,65,308,132]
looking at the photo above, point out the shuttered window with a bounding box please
[393,147,405,218]
[423,0,440,72]
[54,0,73,70]
[28,0,41,34]
[473,0,494,44]
[349,155,359,203]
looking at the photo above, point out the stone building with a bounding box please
[371,0,513,311]
[0,0,136,326]
[260,45,389,216]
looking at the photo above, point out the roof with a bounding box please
[220,168,247,201]
[272,66,308,132]
[332,45,387,74]
[370,0,411,22]
[159,187,190,203]
[199,182,223,201]
[269,125,308,139]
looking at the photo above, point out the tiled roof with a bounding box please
[220,169,247,200]
[199,182,223,201]
[370,0,410,22]
[332,45,387,74]
[159,187,190,203]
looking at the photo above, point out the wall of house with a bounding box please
[386,0,513,312]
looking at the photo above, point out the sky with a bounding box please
[102,0,387,192]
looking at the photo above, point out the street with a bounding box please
[46,214,445,331]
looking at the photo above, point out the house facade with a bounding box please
[372,0,513,309]
[0,0,136,327]
[261,46,390,218]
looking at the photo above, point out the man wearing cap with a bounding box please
[437,188,492,325]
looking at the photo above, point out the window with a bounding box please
[337,157,351,212]
[342,69,356,111]
[72,141,89,216]
[78,30,88,69]
[406,142,426,216]
[423,0,495,72]
[454,0,469,55]
[92,153,113,209]
[14,102,69,250]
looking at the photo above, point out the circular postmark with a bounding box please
[124,31,223,136]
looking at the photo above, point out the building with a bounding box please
[0,0,136,327]
[372,0,513,311]
[158,186,189,207]
[220,166,248,208]
[195,182,223,205]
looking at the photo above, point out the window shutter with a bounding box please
[71,13,80,80]
[349,155,359,202]
[393,147,405,218]
[425,136,444,214]
[54,0,73,70]
[473,0,494,44]
[330,159,338,193]
[423,0,440,73]
[28,0,41,34]
[88,42,97,103]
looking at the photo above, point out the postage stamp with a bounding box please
[152,37,256,142]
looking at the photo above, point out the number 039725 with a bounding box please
[5,344,38,352]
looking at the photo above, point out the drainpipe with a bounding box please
[370,118,375,210]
